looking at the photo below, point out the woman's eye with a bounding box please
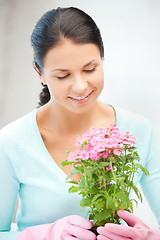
[56,74,70,80]
[84,67,96,73]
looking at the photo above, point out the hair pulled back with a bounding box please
[31,7,104,106]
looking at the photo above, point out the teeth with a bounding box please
[72,93,89,100]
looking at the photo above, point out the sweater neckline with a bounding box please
[32,104,120,178]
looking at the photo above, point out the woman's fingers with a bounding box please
[117,209,143,227]
[68,215,92,229]
[97,226,131,240]
[65,236,78,240]
[67,225,96,240]
[97,234,112,240]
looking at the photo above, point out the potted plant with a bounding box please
[61,125,149,233]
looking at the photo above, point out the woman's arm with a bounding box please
[97,209,160,240]
[0,129,96,240]
[97,124,160,239]
[0,141,20,239]
[17,215,96,240]
[140,125,160,226]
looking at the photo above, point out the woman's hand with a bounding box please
[52,215,96,240]
[17,215,96,240]
[97,209,160,240]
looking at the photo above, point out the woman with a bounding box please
[0,7,160,240]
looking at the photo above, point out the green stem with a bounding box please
[106,200,108,209]
[110,160,117,196]
[103,167,107,188]
[128,164,135,194]
[83,164,88,189]
[123,146,127,172]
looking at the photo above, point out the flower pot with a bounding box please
[90,225,99,236]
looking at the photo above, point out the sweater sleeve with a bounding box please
[140,125,160,227]
[0,139,20,239]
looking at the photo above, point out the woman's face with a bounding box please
[41,38,104,114]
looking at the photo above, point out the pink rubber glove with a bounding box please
[17,215,96,240]
[97,209,160,240]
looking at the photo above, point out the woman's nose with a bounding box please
[71,75,87,94]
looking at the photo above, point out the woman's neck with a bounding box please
[37,101,101,136]
[37,100,116,138]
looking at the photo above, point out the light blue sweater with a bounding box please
[0,105,160,239]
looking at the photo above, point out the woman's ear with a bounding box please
[34,63,41,77]
[34,63,47,85]
[41,77,47,86]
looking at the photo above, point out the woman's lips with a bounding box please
[68,91,93,104]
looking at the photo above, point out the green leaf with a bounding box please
[89,213,95,221]
[68,185,80,193]
[60,160,73,167]
[66,172,74,181]
[70,166,81,175]
[79,178,86,188]
[98,162,110,168]
[106,195,116,209]
[136,164,149,176]
[85,168,92,178]
[94,198,106,210]
[119,201,131,210]
[91,193,105,204]
[80,197,92,207]
[116,191,129,203]
[94,209,112,223]
[108,157,116,163]
[130,198,138,206]
[130,184,143,202]
[66,180,78,185]
[129,202,134,212]
[66,150,71,154]
[89,185,99,194]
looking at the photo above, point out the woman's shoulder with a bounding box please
[112,105,153,138]
[0,109,38,144]
[114,105,151,128]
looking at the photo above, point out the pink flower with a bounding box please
[102,151,109,158]
[99,185,105,190]
[78,150,90,160]
[106,165,112,171]
[113,149,121,156]
[125,131,130,135]
[67,150,79,162]
[89,151,102,161]
[67,125,136,165]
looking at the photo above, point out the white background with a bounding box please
[0,0,160,228]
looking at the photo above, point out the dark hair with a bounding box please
[31,7,104,106]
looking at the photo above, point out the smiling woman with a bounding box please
[0,6,160,240]
[31,7,104,108]
[41,39,104,115]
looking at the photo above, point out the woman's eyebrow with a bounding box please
[52,60,96,72]
[52,69,68,72]
[83,60,96,67]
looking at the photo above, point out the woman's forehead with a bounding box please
[43,38,101,70]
